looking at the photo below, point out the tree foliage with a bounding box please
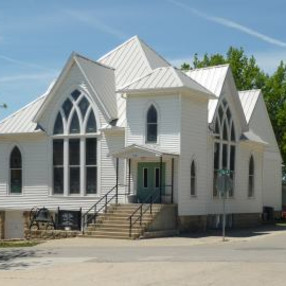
[181,47,286,164]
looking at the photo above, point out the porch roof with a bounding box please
[109,144,179,159]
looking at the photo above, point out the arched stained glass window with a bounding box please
[53,113,63,135]
[79,97,89,119]
[10,147,22,194]
[146,105,158,143]
[52,90,98,196]
[69,112,80,134]
[62,98,73,118]
[213,99,236,197]
[86,111,97,133]
[71,89,81,101]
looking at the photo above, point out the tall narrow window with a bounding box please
[10,147,22,194]
[213,99,236,197]
[86,138,97,194]
[52,91,98,196]
[190,160,196,196]
[69,139,80,194]
[53,140,64,194]
[146,105,158,143]
[248,155,254,197]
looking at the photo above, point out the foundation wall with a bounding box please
[179,213,263,233]
[0,211,5,239]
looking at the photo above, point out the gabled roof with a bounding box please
[34,52,117,123]
[186,64,229,97]
[118,66,215,98]
[98,35,170,89]
[0,86,52,134]
[186,65,248,130]
[186,65,229,123]
[238,89,261,123]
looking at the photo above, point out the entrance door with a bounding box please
[137,162,165,203]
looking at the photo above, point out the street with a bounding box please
[1,226,286,285]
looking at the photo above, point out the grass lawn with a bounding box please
[0,240,40,248]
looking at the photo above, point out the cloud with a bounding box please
[64,10,128,40]
[0,55,57,72]
[168,0,286,48]
[0,72,58,83]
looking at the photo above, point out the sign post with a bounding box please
[216,169,233,241]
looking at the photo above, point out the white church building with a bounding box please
[0,36,282,239]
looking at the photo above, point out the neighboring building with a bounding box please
[0,36,282,239]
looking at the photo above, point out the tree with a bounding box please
[181,47,286,165]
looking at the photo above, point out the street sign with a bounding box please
[215,170,233,242]
[216,173,233,195]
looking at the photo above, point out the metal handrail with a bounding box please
[127,189,160,237]
[82,185,117,230]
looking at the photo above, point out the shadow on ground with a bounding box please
[179,224,286,239]
[0,248,55,270]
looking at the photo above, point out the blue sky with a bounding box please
[0,0,286,120]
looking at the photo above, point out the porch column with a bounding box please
[128,158,131,195]
[159,156,162,203]
[171,158,174,204]
[116,157,119,204]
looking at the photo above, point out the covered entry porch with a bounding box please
[111,144,179,204]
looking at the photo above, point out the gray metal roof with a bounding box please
[238,89,261,123]
[186,65,229,123]
[118,66,214,98]
[0,95,46,134]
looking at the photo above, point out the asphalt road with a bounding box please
[1,226,286,285]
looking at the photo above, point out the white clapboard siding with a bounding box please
[178,95,209,216]
[126,94,180,153]
[39,62,107,134]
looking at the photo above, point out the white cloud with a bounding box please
[168,0,286,48]
[0,72,58,83]
[64,10,128,40]
[0,55,57,72]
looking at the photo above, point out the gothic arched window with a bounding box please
[10,147,22,194]
[53,90,98,196]
[146,105,158,143]
[213,99,236,197]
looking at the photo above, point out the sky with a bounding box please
[0,0,286,120]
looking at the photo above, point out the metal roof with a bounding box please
[186,65,229,123]
[110,144,179,159]
[98,35,172,127]
[118,66,214,98]
[238,89,261,123]
[240,129,268,145]
[0,80,55,134]
[98,35,170,89]
[0,95,46,134]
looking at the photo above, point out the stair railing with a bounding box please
[127,189,160,237]
[82,185,118,232]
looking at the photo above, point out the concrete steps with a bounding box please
[82,203,165,239]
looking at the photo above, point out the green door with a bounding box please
[137,162,165,203]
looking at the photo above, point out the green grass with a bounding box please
[276,222,286,227]
[0,240,40,248]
